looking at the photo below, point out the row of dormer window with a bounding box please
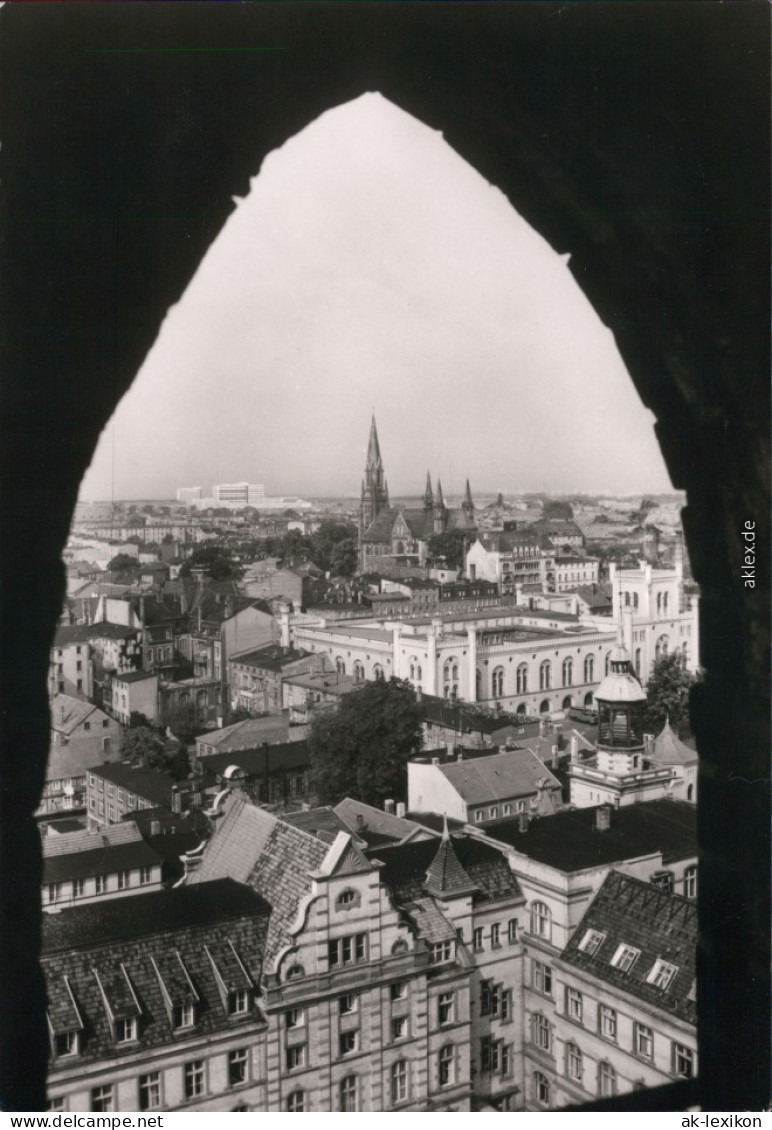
[577,930,687,992]
[45,868,155,903]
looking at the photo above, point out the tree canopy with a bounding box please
[107,553,139,572]
[644,652,696,736]
[178,544,240,580]
[120,724,165,766]
[543,499,574,520]
[166,702,205,745]
[308,678,424,807]
[427,530,468,570]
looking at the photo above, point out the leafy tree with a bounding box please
[223,705,252,728]
[107,553,139,572]
[166,744,191,781]
[329,538,358,577]
[178,544,240,580]
[427,530,468,570]
[121,725,165,767]
[309,678,424,807]
[310,520,358,574]
[166,702,204,745]
[128,711,153,729]
[644,652,696,736]
[543,499,574,520]
[162,533,175,544]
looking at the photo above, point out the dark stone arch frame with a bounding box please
[1,2,768,1111]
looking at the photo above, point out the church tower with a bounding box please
[359,414,390,536]
[433,478,447,534]
[462,478,475,523]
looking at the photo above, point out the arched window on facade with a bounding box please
[656,592,663,614]
[531,1015,552,1053]
[476,669,483,699]
[598,1061,617,1098]
[624,592,631,607]
[562,658,573,687]
[492,667,504,698]
[336,657,346,675]
[539,660,551,690]
[443,658,458,700]
[391,1060,408,1106]
[655,635,669,661]
[604,651,612,675]
[663,591,669,613]
[566,1042,583,1082]
[533,1071,551,1107]
[373,664,384,681]
[539,699,551,715]
[530,901,552,941]
[635,648,642,675]
[633,592,639,609]
[584,654,594,683]
[353,661,365,683]
[339,1076,358,1113]
[286,1092,305,1113]
[516,663,528,694]
[684,865,698,900]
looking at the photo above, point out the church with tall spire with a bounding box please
[358,415,477,573]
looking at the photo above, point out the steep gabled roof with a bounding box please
[193,797,330,972]
[437,747,562,805]
[42,880,269,1065]
[371,835,522,907]
[650,719,699,766]
[560,870,696,1025]
[425,826,478,897]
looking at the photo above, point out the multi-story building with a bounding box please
[476,800,697,1110]
[546,871,697,1108]
[408,747,562,827]
[212,482,265,508]
[177,486,203,503]
[466,530,546,593]
[48,631,93,701]
[608,553,699,680]
[193,740,313,810]
[40,696,123,817]
[41,823,163,912]
[546,555,600,594]
[109,669,159,726]
[49,623,143,707]
[227,645,316,716]
[86,763,188,831]
[43,881,272,1113]
[185,796,526,1112]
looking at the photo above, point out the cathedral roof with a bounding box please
[366,414,382,469]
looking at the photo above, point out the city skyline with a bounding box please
[78,93,672,503]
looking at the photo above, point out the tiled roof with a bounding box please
[42,880,270,1064]
[425,832,478,896]
[403,897,457,943]
[228,644,308,671]
[53,623,137,646]
[437,748,562,805]
[193,798,329,972]
[283,807,358,841]
[560,870,696,1025]
[40,826,159,890]
[650,719,699,766]
[484,799,697,871]
[334,797,436,845]
[50,695,99,736]
[371,835,523,907]
[197,740,310,781]
[419,696,511,735]
[196,715,290,752]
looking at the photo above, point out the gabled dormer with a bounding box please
[205,940,254,1017]
[93,964,142,1045]
[47,975,84,1060]
[150,949,200,1032]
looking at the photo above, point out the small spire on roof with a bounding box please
[441,813,450,842]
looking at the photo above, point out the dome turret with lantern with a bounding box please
[593,643,647,776]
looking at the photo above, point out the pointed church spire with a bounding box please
[424,471,434,510]
[434,478,445,510]
[366,414,382,469]
[462,478,475,518]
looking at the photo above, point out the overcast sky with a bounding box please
[79,92,672,502]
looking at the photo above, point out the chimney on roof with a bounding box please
[171,785,183,815]
[517,812,529,833]
[596,805,612,832]
[355,813,366,830]
[539,717,546,737]
[570,735,579,763]
[150,819,162,836]
[384,799,395,815]
[396,802,406,818]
